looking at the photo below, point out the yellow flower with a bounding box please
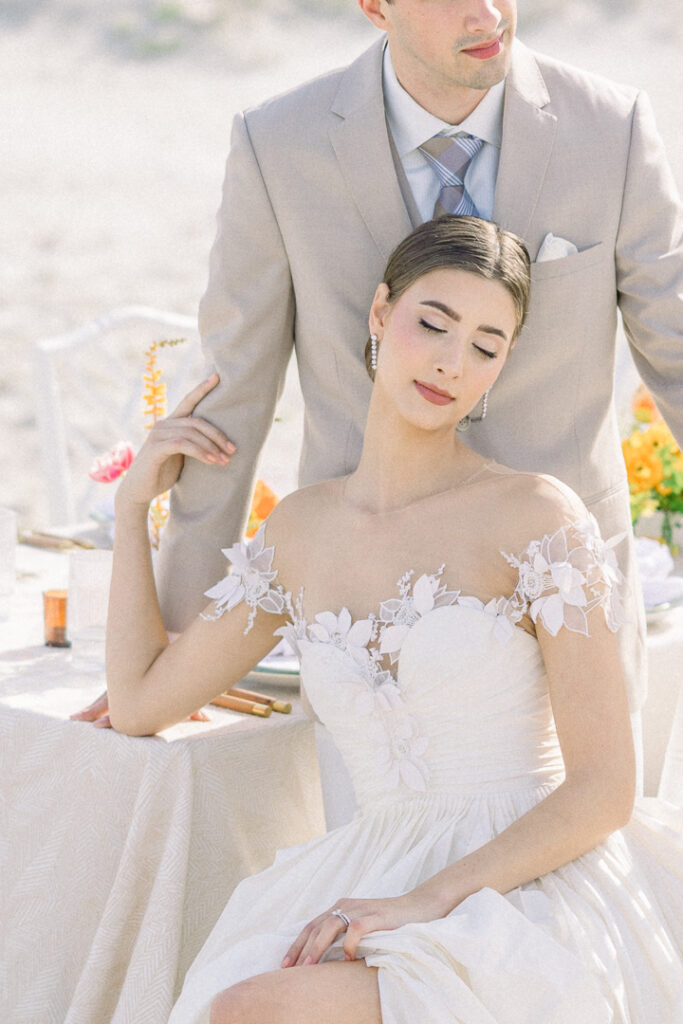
[622,437,664,493]
[646,421,676,452]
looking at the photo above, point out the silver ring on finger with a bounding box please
[331,909,351,930]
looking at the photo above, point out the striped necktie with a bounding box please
[419,133,484,218]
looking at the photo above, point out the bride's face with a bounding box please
[369,267,518,431]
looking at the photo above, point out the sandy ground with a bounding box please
[3,0,682,528]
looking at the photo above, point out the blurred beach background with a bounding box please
[2,0,682,528]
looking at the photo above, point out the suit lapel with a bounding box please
[329,38,414,262]
[493,41,557,240]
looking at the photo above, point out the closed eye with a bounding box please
[419,318,447,333]
[473,343,497,359]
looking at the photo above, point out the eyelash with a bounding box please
[419,318,445,333]
[473,344,497,360]
[420,320,497,360]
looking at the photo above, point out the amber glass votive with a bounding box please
[43,589,71,647]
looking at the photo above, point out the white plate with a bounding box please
[645,591,683,620]
[643,576,683,617]
[249,656,300,686]
[254,655,299,675]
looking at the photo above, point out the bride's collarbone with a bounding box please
[296,535,516,626]
[287,477,529,616]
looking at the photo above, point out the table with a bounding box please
[0,545,326,1024]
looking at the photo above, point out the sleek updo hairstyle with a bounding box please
[365,216,531,379]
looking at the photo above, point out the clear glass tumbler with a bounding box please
[68,548,114,672]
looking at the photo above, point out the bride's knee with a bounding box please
[209,978,260,1024]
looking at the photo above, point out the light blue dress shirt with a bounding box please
[382,46,504,222]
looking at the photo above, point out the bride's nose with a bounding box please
[434,340,465,378]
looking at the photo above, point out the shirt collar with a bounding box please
[383,44,505,156]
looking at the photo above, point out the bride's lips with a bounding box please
[461,35,502,60]
[414,380,455,406]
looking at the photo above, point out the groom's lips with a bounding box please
[414,380,455,406]
[461,35,502,60]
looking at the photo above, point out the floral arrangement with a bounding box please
[88,339,279,548]
[622,385,683,550]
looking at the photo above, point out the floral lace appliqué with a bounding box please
[374,717,430,792]
[501,514,627,637]
[377,567,460,664]
[201,524,289,633]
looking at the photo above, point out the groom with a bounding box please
[156,0,683,715]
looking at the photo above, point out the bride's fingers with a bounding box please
[295,916,346,966]
[150,425,231,466]
[343,915,383,961]
[170,373,221,420]
[155,415,235,458]
[70,690,109,721]
[281,925,314,967]
[281,912,331,968]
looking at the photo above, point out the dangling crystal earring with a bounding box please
[370,334,378,373]
[457,388,490,432]
[469,388,490,423]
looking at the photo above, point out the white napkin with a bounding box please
[536,233,579,262]
[635,536,683,609]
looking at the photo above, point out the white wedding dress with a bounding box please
[169,518,683,1024]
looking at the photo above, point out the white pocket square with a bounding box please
[536,233,579,262]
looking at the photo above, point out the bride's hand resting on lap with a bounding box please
[70,373,234,729]
[281,891,443,967]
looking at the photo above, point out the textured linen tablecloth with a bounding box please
[0,547,326,1024]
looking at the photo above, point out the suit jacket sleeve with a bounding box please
[156,112,295,632]
[616,90,683,443]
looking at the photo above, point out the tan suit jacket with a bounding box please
[157,38,683,711]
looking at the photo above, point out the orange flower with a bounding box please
[246,480,279,538]
[631,385,662,424]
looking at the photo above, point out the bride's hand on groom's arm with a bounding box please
[116,373,236,511]
[281,891,443,967]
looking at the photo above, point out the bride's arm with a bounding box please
[410,613,635,919]
[105,376,288,737]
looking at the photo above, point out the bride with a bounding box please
[105,216,683,1023]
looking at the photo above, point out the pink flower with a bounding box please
[88,442,135,483]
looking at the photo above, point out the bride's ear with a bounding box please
[368,282,391,336]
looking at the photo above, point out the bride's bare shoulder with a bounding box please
[256,477,344,566]
[482,465,590,547]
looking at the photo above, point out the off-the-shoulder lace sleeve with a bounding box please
[201,524,289,633]
[500,514,628,637]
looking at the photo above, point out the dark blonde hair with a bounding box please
[365,216,531,378]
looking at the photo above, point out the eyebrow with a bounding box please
[420,300,509,342]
